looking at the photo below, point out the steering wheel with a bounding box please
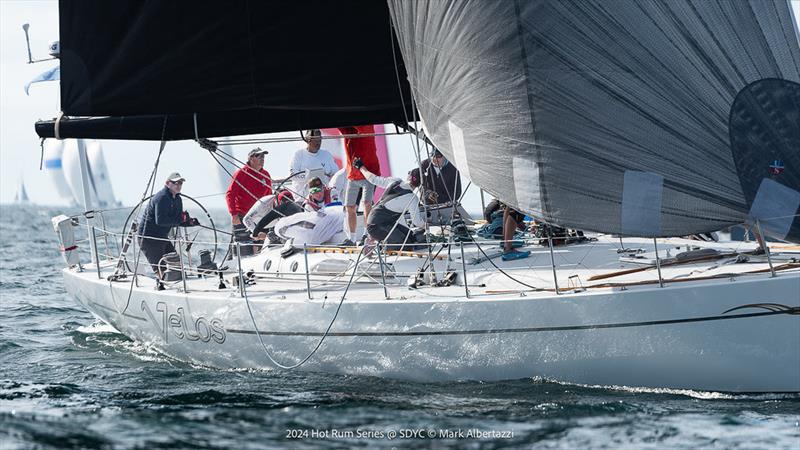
[120,194,218,273]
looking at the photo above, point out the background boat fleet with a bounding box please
[21,139,120,208]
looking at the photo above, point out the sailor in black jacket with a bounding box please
[420,149,462,204]
[138,172,198,278]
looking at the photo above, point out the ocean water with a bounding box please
[1,204,798,449]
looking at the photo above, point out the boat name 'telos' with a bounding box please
[141,301,226,344]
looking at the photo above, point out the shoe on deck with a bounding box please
[341,239,356,247]
[501,249,530,261]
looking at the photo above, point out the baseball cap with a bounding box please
[248,147,268,158]
[303,129,321,140]
[166,172,185,183]
[432,149,444,157]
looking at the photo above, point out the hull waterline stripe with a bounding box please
[225,310,794,337]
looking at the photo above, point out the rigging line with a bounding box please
[118,117,169,315]
[387,11,440,271]
[243,246,367,370]
[206,148,269,206]
[209,148,307,210]
[210,143,310,203]
[466,233,542,291]
[206,151,305,262]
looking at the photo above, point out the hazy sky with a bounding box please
[0,0,436,211]
[1,0,799,211]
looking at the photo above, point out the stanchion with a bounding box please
[177,237,188,293]
[460,241,470,298]
[236,243,245,297]
[755,220,776,277]
[91,226,101,279]
[376,243,390,299]
[653,238,664,288]
[548,232,560,295]
[303,244,313,299]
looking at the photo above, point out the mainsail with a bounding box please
[388,0,800,240]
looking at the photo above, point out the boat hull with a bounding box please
[64,268,799,392]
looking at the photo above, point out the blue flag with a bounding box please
[24,66,60,95]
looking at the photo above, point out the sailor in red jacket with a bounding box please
[226,147,273,232]
[338,125,380,246]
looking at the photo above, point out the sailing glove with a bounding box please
[180,212,200,227]
[352,157,364,169]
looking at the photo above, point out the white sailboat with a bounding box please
[39,1,799,392]
[62,139,120,209]
[13,176,30,204]
[42,139,77,206]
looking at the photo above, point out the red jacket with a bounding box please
[225,165,272,217]
[339,126,380,181]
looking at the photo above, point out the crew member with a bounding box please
[289,129,339,198]
[501,205,530,261]
[483,198,530,260]
[339,126,380,246]
[354,157,426,250]
[303,177,333,212]
[226,148,272,252]
[420,149,462,204]
[138,172,199,280]
[244,191,303,241]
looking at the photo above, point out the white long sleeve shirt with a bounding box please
[288,148,338,198]
[363,171,426,228]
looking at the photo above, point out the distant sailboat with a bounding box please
[62,139,120,209]
[42,139,78,206]
[13,176,30,204]
[85,140,120,208]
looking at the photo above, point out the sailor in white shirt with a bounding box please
[354,157,426,249]
[289,129,339,198]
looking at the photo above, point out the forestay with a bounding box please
[388,0,800,240]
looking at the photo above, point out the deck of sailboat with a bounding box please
[79,234,799,304]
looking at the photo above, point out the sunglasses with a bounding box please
[170,180,184,185]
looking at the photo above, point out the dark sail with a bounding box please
[36,0,413,140]
[388,0,800,240]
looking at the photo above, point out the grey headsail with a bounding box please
[388,0,800,240]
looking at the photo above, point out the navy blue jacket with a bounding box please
[139,187,183,239]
